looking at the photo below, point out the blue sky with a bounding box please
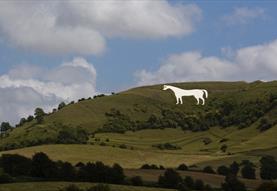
[0,0,277,123]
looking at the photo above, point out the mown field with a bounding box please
[0,182,175,191]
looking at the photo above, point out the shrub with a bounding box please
[217,165,230,176]
[241,164,256,179]
[260,155,277,180]
[194,179,204,190]
[0,173,13,183]
[130,176,143,186]
[221,175,246,191]
[158,169,182,189]
[177,164,188,171]
[203,166,215,174]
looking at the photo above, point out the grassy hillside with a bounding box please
[1,81,276,151]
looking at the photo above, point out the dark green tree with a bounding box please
[260,155,277,180]
[34,108,45,124]
[0,122,12,132]
[217,165,230,176]
[221,175,246,191]
[230,161,239,176]
[158,169,182,188]
[58,102,66,110]
[241,163,256,179]
[31,152,57,178]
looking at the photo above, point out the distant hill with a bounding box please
[0,81,276,152]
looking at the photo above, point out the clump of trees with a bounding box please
[0,122,12,133]
[158,169,213,190]
[140,164,164,170]
[57,128,89,144]
[260,155,277,180]
[59,184,110,191]
[0,152,125,184]
[152,142,181,150]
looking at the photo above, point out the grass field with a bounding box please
[1,125,276,169]
[0,182,175,191]
[125,169,269,190]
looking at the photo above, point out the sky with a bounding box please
[0,0,277,124]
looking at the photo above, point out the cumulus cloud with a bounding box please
[0,1,201,55]
[222,7,266,25]
[0,57,97,124]
[135,39,277,85]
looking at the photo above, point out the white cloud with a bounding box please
[135,39,277,85]
[0,1,201,55]
[0,57,97,124]
[222,7,266,25]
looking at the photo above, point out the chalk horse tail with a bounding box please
[202,89,208,98]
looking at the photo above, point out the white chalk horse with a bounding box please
[163,85,208,105]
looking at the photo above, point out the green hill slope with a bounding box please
[0,81,276,153]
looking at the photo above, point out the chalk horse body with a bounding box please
[163,85,208,105]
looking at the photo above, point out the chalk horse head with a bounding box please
[162,84,208,105]
[162,85,170,91]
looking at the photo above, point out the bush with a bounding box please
[220,144,228,153]
[1,154,32,176]
[260,155,277,180]
[217,165,230,176]
[177,164,188,171]
[130,176,143,186]
[241,164,256,179]
[203,166,215,174]
[153,143,181,150]
[194,179,204,190]
[0,173,13,183]
[203,137,212,145]
[158,169,182,189]
[221,175,246,191]
[230,161,239,176]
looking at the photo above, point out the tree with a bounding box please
[241,163,256,179]
[0,173,13,183]
[177,164,188,171]
[130,176,143,186]
[1,154,32,176]
[230,161,239,176]
[58,161,76,181]
[31,152,57,178]
[34,108,45,124]
[27,115,34,122]
[217,165,230,176]
[203,166,215,174]
[221,175,246,191]
[194,179,204,190]
[158,169,182,188]
[260,155,277,180]
[58,102,66,110]
[0,122,12,132]
[19,118,26,126]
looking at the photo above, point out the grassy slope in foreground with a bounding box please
[0,182,175,191]
[1,81,276,150]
